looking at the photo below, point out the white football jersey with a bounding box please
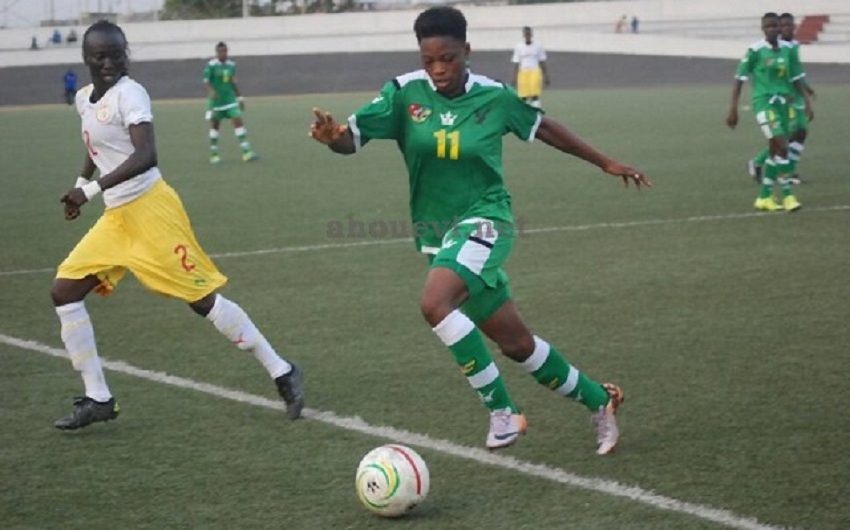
[75,76,161,209]
[511,41,547,70]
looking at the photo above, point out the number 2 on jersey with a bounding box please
[83,130,98,157]
[434,129,460,160]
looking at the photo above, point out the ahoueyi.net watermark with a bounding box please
[326,215,528,240]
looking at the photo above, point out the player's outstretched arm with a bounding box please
[309,107,355,155]
[726,80,743,129]
[794,79,814,122]
[535,116,651,189]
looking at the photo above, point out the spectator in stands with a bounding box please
[631,16,639,34]
[63,68,77,105]
[30,36,39,50]
[51,29,62,45]
[727,12,813,212]
[747,12,816,185]
[67,29,78,44]
[615,15,627,33]
[310,5,648,456]
[511,26,549,109]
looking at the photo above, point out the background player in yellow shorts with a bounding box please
[512,26,549,108]
[53,20,303,430]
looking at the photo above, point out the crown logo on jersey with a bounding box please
[96,105,110,123]
[440,111,457,126]
[408,103,432,123]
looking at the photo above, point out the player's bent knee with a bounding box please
[498,334,535,360]
[51,278,93,306]
[420,296,454,327]
[189,292,217,317]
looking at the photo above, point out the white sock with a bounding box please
[789,141,804,163]
[56,302,112,402]
[207,294,291,378]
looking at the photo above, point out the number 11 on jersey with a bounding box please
[434,129,460,160]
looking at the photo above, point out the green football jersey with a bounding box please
[785,39,808,107]
[203,59,238,110]
[735,39,804,103]
[350,70,542,252]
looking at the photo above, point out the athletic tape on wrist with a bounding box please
[81,180,102,200]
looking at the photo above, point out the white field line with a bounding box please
[0,332,786,530]
[2,204,848,278]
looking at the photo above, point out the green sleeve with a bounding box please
[789,46,805,83]
[203,64,212,83]
[734,48,754,80]
[349,81,402,149]
[501,86,543,142]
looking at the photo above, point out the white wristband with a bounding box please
[81,180,102,201]
[74,176,88,188]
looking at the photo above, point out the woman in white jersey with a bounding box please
[512,26,549,108]
[52,20,303,429]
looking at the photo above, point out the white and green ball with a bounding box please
[355,444,430,517]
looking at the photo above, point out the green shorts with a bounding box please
[789,104,808,133]
[429,217,514,324]
[753,97,790,139]
[205,105,242,122]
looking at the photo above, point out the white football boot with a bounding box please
[486,408,528,450]
[591,383,624,455]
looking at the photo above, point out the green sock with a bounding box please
[520,336,609,412]
[433,311,517,413]
[760,161,777,199]
[776,157,793,197]
[209,130,219,155]
[788,141,804,174]
[235,127,252,154]
[753,148,770,167]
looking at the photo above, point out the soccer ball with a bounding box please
[355,444,430,517]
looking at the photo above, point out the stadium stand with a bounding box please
[1,0,849,68]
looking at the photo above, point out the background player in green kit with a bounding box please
[309,7,650,455]
[727,12,813,212]
[204,41,258,163]
[747,13,816,185]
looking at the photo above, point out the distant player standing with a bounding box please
[727,12,812,212]
[747,12,816,185]
[512,26,549,108]
[204,41,258,163]
[53,21,303,430]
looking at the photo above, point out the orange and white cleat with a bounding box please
[591,383,624,455]
[486,408,528,450]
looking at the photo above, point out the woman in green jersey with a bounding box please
[310,7,650,455]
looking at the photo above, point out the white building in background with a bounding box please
[1,0,165,28]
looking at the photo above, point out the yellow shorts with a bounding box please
[517,67,543,99]
[56,179,227,302]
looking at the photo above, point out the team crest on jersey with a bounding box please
[408,103,432,123]
[440,111,457,126]
[474,106,491,124]
[96,105,110,123]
